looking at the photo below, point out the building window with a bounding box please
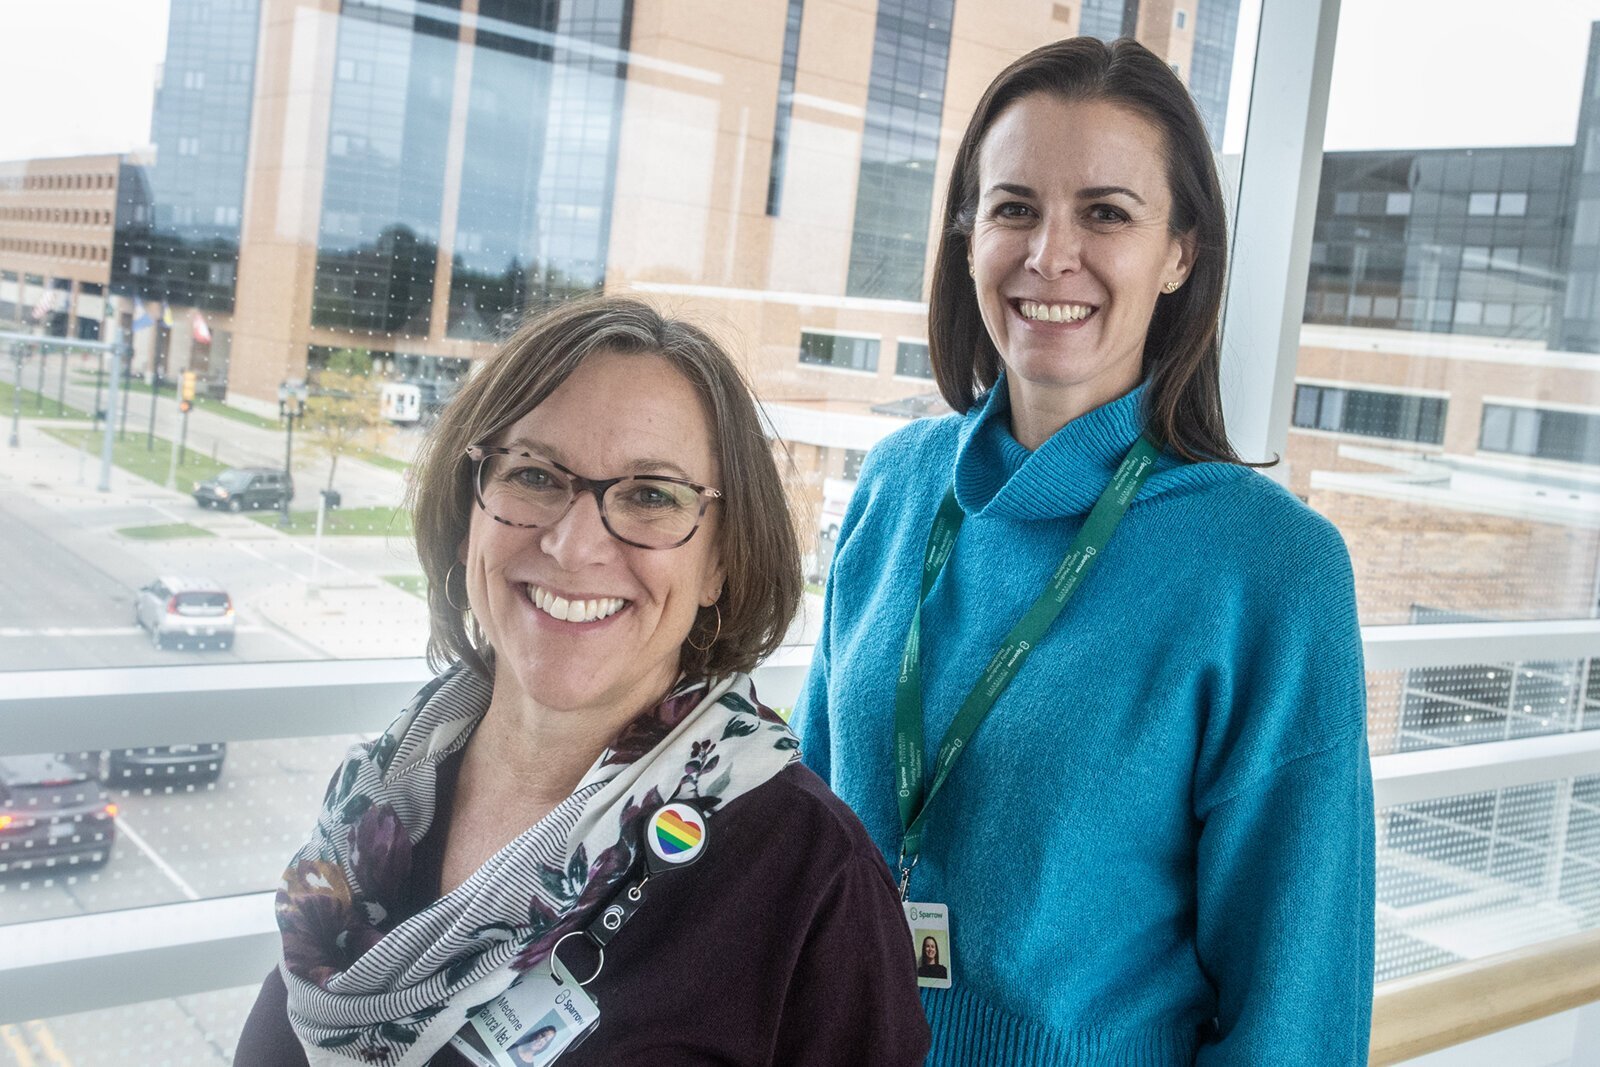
[895,340,933,378]
[842,449,868,480]
[1385,192,1412,215]
[1174,9,1187,29]
[1292,384,1447,444]
[1498,191,1528,216]
[1481,404,1600,466]
[1467,191,1499,215]
[799,330,880,372]
[765,0,806,216]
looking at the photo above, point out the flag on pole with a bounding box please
[30,289,51,322]
[161,302,174,328]
[192,311,212,345]
[131,303,154,332]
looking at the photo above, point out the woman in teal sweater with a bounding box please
[796,38,1374,1065]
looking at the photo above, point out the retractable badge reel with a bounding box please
[449,803,709,1066]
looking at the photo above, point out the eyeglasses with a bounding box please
[466,445,723,550]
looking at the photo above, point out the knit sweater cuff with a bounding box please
[923,984,1201,1066]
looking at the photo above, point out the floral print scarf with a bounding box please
[276,664,799,1066]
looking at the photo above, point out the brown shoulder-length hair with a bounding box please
[406,295,802,683]
[929,36,1248,464]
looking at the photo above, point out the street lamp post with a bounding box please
[278,379,307,528]
[7,344,21,448]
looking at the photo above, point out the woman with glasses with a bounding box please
[797,38,1374,1065]
[237,296,929,1066]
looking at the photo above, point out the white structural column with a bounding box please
[1219,0,1343,471]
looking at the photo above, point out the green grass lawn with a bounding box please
[0,379,91,420]
[248,505,413,537]
[43,427,229,487]
[352,447,410,474]
[117,522,217,540]
[190,396,281,429]
[383,574,427,598]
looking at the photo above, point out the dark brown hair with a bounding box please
[929,36,1247,464]
[406,295,802,682]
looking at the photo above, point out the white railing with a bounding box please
[2,625,1598,1032]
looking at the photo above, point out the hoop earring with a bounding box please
[444,562,468,612]
[686,602,722,653]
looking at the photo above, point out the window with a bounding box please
[1174,9,1187,29]
[895,340,932,379]
[1498,191,1528,216]
[1480,404,1600,466]
[1467,191,1499,215]
[1385,192,1412,215]
[1291,384,1447,445]
[799,330,880,372]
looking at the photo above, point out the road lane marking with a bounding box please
[0,626,267,638]
[113,813,200,902]
[0,1025,37,1067]
[23,1024,68,1067]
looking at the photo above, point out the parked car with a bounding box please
[134,576,236,650]
[0,755,117,874]
[193,467,293,512]
[100,743,227,786]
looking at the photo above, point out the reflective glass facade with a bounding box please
[110,0,259,313]
[446,0,632,340]
[1305,145,1575,345]
[311,0,461,335]
[844,0,954,301]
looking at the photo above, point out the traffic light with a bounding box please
[179,399,192,413]
[181,371,197,401]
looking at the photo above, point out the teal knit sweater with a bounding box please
[796,382,1374,1066]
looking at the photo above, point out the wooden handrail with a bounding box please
[1369,927,1600,1065]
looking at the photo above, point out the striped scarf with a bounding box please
[276,664,799,1066]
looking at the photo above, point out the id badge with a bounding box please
[904,900,952,989]
[448,954,600,1066]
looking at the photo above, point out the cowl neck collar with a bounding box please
[952,378,1186,520]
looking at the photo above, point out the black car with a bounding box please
[0,755,117,874]
[100,743,226,786]
[193,467,293,512]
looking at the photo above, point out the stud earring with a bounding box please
[1162,281,1180,293]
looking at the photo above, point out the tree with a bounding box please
[303,369,392,492]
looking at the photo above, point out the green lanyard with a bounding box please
[893,435,1160,895]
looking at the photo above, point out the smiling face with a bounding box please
[922,937,938,963]
[461,349,725,719]
[969,94,1194,437]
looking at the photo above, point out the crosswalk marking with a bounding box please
[0,1024,37,1067]
[0,626,266,639]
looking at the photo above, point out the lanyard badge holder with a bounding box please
[450,802,710,1066]
[894,437,1157,991]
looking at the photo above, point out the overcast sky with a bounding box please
[0,0,1596,162]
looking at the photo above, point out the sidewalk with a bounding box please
[252,580,430,659]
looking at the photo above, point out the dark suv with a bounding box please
[0,756,117,874]
[193,467,293,512]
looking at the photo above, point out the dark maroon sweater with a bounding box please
[237,758,930,1066]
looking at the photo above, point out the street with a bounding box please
[0,398,428,1065]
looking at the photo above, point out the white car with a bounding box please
[134,576,236,651]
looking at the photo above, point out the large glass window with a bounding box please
[0,1,1268,1053]
[1295,0,1600,990]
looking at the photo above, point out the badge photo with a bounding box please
[449,958,600,1067]
[646,802,708,867]
[905,900,952,989]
